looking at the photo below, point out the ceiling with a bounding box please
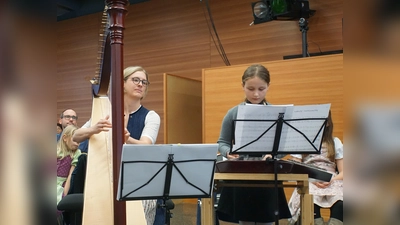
[57,0,148,21]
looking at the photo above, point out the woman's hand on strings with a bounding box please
[124,128,130,143]
[93,115,112,133]
[72,115,112,142]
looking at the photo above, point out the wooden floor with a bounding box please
[169,199,197,225]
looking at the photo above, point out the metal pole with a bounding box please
[299,18,309,57]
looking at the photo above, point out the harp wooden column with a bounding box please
[82,1,132,225]
[106,1,129,225]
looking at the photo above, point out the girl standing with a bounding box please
[216,64,291,225]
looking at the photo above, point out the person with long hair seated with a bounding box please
[287,111,343,225]
[57,125,81,223]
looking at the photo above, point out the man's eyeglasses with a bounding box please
[62,115,78,120]
[131,77,149,86]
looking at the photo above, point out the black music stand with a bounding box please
[230,104,330,225]
[117,144,218,225]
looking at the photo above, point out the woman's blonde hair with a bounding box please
[57,125,78,159]
[123,66,149,99]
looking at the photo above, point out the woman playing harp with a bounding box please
[73,66,162,225]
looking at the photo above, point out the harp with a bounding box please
[83,1,146,224]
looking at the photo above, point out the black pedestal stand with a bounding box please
[299,18,309,57]
[162,154,175,225]
[270,113,285,225]
[158,198,175,225]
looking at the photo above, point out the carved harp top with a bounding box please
[91,6,111,97]
[91,0,128,97]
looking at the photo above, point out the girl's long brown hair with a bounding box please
[323,111,335,162]
[303,110,335,162]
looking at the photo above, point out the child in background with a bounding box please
[288,111,343,225]
[57,125,81,216]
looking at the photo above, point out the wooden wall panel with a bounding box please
[203,54,343,145]
[57,0,343,145]
[208,0,343,66]
[164,74,202,144]
[57,13,101,125]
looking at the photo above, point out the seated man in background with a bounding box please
[57,109,88,153]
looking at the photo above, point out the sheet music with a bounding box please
[117,144,218,200]
[280,104,331,152]
[234,105,288,152]
[233,104,330,154]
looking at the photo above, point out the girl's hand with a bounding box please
[262,154,272,160]
[313,181,331,189]
[226,153,240,160]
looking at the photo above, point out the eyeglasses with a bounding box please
[62,115,78,120]
[131,77,149,86]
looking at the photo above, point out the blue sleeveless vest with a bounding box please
[126,106,150,140]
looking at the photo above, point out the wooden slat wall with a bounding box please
[57,13,101,126]
[57,0,343,144]
[203,54,343,144]
[208,0,343,66]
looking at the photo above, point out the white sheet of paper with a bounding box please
[233,104,330,154]
[234,105,288,152]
